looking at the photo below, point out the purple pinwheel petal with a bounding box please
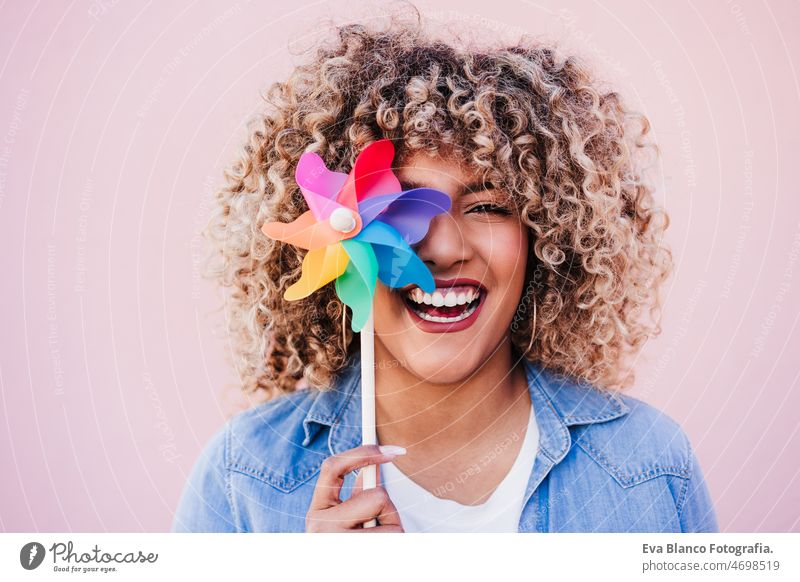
[367,188,451,244]
[356,191,406,226]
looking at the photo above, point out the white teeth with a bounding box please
[403,285,483,324]
[404,285,483,305]
[410,300,479,323]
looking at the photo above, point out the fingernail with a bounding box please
[378,445,407,456]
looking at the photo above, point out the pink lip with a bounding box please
[400,277,487,334]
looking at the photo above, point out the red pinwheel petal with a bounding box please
[336,139,402,211]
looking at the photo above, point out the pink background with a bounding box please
[1,0,798,532]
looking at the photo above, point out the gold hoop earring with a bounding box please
[525,295,537,356]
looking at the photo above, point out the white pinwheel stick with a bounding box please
[360,309,378,528]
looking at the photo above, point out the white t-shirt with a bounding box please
[380,403,539,532]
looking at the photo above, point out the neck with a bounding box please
[372,338,530,455]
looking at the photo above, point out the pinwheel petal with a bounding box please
[358,187,451,243]
[284,242,350,301]
[337,140,402,211]
[261,210,351,251]
[336,240,378,332]
[356,191,405,226]
[353,220,435,293]
[295,152,350,221]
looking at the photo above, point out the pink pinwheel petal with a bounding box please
[295,152,350,221]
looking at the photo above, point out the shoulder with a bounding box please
[187,388,317,482]
[172,389,322,532]
[571,394,694,487]
[228,387,317,443]
[195,360,362,497]
[220,388,328,493]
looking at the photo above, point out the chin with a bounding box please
[399,348,483,385]
[375,283,502,383]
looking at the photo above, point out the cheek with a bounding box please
[372,283,404,333]
[480,222,529,289]
[373,284,394,317]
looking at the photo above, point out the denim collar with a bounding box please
[301,350,630,464]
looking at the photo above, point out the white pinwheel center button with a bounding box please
[328,207,357,233]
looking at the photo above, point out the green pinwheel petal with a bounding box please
[336,239,378,332]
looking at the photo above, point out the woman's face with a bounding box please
[373,152,529,384]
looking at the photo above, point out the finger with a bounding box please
[309,444,405,510]
[367,467,403,529]
[324,486,402,529]
[353,464,382,528]
[374,483,403,528]
[359,484,404,529]
[353,466,364,496]
[352,459,383,497]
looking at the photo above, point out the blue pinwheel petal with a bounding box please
[357,188,451,244]
[353,220,435,293]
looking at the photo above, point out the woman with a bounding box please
[172,12,718,533]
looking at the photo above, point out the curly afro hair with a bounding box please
[203,7,673,399]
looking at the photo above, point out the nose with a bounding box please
[413,210,474,274]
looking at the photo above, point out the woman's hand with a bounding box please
[305,444,406,532]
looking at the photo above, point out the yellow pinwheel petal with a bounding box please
[284,242,350,301]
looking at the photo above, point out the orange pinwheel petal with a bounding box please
[261,210,359,251]
[284,242,350,300]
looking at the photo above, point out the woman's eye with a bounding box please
[467,203,512,216]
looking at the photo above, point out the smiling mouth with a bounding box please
[402,284,485,323]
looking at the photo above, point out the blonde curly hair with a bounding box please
[203,9,672,399]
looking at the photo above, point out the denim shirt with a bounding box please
[171,353,719,533]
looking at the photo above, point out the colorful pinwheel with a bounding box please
[260,139,451,332]
[261,139,450,528]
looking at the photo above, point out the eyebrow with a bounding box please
[399,178,496,196]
